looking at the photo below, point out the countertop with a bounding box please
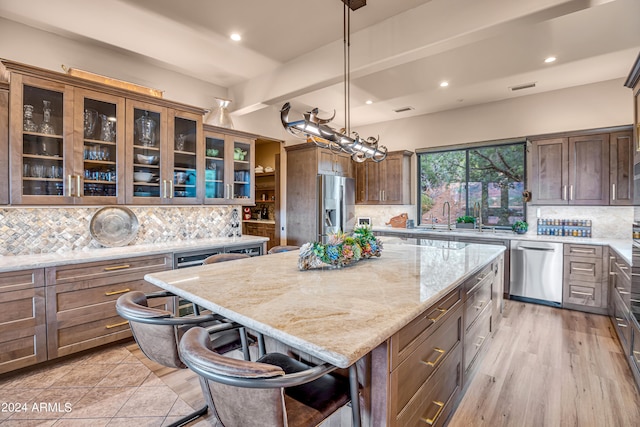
[0,235,269,273]
[373,226,632,265]
[144,242,505,368]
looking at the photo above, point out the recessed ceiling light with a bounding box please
[230,33,241,41]
[440,81,449,87]
[365,100,373,105]
[544,56,556,63]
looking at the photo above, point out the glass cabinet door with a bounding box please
[11,75,74,204]
[169,112,201,203]
[231,136,254,204]
[204,131,227,203]
[75,89,125,204]
[126,101,167,204]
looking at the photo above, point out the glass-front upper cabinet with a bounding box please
[204,130,227,203]
[125,100,167,204]
[9,74,74,204]
[231,136,254,204]
[168,111,201,203]
[74,88,125,204]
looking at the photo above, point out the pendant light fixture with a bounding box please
[280,0,387,163]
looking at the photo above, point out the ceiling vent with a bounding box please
[510,82,536,91]
[393,106,414,113]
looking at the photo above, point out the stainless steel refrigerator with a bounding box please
[317,175,356,243]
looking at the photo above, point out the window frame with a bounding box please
[416,139,527,229]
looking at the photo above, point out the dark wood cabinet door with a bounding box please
[568,134,609,205]
[317,150,335,175]
[0,84,8,205]
[365,160,382,203]
[355,162,366,203]
[333,152,353,178]
[382,153,407,204]
[609,130,633,205]
[529,138,568,205]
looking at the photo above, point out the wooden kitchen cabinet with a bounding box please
[609,250,632,355]
[355,150,412,205]
[243,221,276,251]
[562,244,608,315]
[528,127,633,206]
[45,254,173,358]
[0,269,47,374]
[318,148,353,177]
[609,130,633,205]
[203,126,255,205]
[0,81,8,205]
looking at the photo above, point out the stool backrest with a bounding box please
[203,253,250,264]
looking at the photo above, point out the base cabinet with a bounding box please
[243,221,276,251]
[0,269,47,374]
[45,254,173,359]
[562,244,608,314]
[372,255,503,426]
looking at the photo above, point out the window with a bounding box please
[418,142,525,228]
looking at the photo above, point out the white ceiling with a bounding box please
[1,0,639,128]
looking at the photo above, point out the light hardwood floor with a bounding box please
[448,300,640,427]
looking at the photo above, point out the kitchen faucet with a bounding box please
[473,201,483,232]
[443,201,452,230]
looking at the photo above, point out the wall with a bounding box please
[0,206,241,256]
[0,17,227,110]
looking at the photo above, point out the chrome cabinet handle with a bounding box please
[169,180,174,199]
[572,267,594,273]
[569,185,574,201]
[67,174,73,197]
[571,248,595,254]
[76,175,82,197]
[612,183,616,201]
[562,185,567,200]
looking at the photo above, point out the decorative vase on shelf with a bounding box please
[23,104,38,132]
[135,111,157,146]
[38,100,56,135]
[204,98,234,129]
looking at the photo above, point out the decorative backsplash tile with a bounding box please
[0,206,241,256]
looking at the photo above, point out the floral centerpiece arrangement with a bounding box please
[298,226,383,270]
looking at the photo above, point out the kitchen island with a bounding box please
[145,239,505,426]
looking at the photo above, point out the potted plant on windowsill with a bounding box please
[456,216,476,229]
[512,220,528,234]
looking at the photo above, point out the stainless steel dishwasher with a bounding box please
[510,240,563,307]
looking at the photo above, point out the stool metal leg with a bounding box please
[258,333,266,357]
[239,327,250,361]
[349,364,361,427]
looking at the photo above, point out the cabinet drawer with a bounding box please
[391,287,462,370]
[464,303,492,376]
[395,342,462,427]
[463,262,494,294]
[47,280,173,358]
[564,244,602,258]
[632,320,640,379]
[47,254,172,285]
[464,274,493,331]
[564,256,602,282]
[564,281,602,307]
[612,290,631,353]
[0,268,45,292]
[0,287,47,374]
[391,305,462,416]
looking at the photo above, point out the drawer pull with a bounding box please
[421,400,445,425]
[103,264,131,271]
[633,350,640,364]
[615,318,628,328]
[421,348,445,367]
[571,291,593,297]
[105,320,129,329]
[474,300,486,310]
[618,290,630,295]
[572,267,594,273]
[474,335,486,348]
[427,308,447,323]
[615,263,629,270]
[570,248,595,254]
[105,288,131,296]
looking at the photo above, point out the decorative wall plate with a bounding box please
[89,207,139,247]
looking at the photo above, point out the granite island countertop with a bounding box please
[0,235,268,273]
[144,241,505,368]
[373,226,632,265]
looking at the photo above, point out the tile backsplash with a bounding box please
[0,206,241,256]
[356,204,632,240]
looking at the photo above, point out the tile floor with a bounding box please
[0,343,201,426]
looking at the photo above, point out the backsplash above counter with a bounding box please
[0,206,242,256]
[356,205,632,240]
